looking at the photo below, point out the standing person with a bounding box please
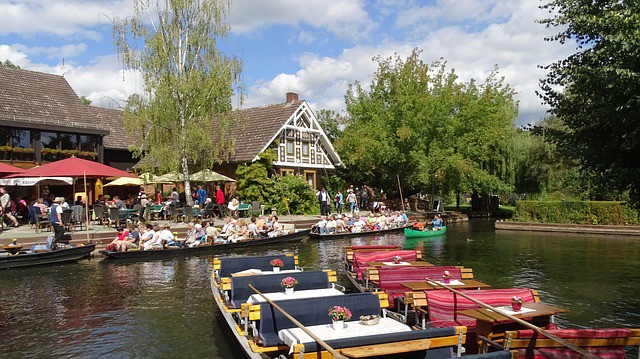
[215,184,226,219]
[334,190,343,215]
[136,187,146,204]
[196,185,207,206]
[170,187,179,204]
[49,197,65,243]
[317,187,329,215]
[360,186,369,212]
[0,186,19,228]
[346,189,357,214]
[155,189,163,205]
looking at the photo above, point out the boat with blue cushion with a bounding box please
[210,253,491,358]
[0,242,95,269]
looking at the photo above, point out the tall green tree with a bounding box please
[336,49,518,199]
[316,109,345,143]
[113,0,244,205]
[539,0,640,204]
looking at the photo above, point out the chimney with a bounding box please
[286,92,299,103]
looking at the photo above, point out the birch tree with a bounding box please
[113,0,243,205]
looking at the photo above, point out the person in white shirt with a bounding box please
[247,217,259,238]
[352,217,366,233]
[220,217,235,234]
[326,215,337,233]
[314,216,328,234]
[267,215,281,238]
[141,223,160,250]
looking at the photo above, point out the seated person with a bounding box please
[335,216,347,233]
[267,215,282,238]
[352,217,366,233]
[227,195,240,219]
[220,217,235,235]
[33,197,48,214]
[108,226,130,252]
[430,215,443,230]
[228,219,248,243]
[159,225,181,248]
[326,215,337,233]
[104,195,116,208]
[140,223,159,250]
[413,219,425,230]
[247,217,259,238]
[314,215,328,234]
[185,223,204,247]
[201,221,222,244]
[255,215,266,231]
[202,197,215,218]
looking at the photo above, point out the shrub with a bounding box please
[513,201,640,225]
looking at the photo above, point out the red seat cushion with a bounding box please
[515,347,626,359]
[377,266,461,306]
[426,288,537,329]
[353,250,418,275]
[513,328,631,358]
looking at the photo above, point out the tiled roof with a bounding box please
[89,106,130,150]
[228,100,303,163]
[0,66,104,132]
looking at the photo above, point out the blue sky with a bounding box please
[0,0,572,125]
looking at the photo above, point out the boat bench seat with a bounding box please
[229,270,334,308]
[344,245,401,262]
[296,326,466,358]
[352,250,421,275]
[257,293,382,347]
[215,254,297,279]
[502,328,640,358]
[370,266,462,308]
[425,288,539,331]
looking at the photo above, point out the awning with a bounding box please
[6,156,137,179]
[189,169,235,182]
[0,177,74,186]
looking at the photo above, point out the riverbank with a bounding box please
[495,220,640,236]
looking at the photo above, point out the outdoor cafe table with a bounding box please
[119,209,138,220]
[231,269,302,277]
[366,261,434,267]
[278,317,412,354]
[457,302,570,346]
[246,288,344,304]
[401,279,492,291]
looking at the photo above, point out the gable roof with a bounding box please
[228,100,304,163]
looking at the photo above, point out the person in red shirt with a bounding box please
[215,184,226,219]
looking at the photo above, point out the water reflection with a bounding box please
[0,220,638,358]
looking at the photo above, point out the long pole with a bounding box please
[248,284,347,359]
[427,281,603,359]
[396,174,405,211]
[84,171,90,243]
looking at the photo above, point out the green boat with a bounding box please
[404,226,447,238]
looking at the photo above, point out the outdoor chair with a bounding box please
[33,206,51,233]
[93,204,105,225]
[251,200,260,216]
[70,205,83,232]
[108,207,121,228]
[61,209,73,232]
[27,205,36,229]
[182,205,193,223]
[131,204,143,223]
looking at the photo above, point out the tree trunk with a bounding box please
[182,153,193,206]
[456,190,460,210]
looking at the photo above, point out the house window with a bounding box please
[302,142,309,157]
[11,129,31,148]
[80,135,96,152]
[286,141,294,155]
[280,168,294,176]
[304,170,316,189]
[0,128,9,146]
[40,131,59,149]
[60,133,78,150]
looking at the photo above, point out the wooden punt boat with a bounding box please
[0,243,95,269]
[404,226,447,238]
[308,224,412,240]
[210,254,474,359]
[99,229,310,259]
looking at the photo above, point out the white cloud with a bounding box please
[228,0,375,40]
[0,0,133,40]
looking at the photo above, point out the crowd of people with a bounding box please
[312,211,409,234]
[317,184,386,216]
[106,213,290,252]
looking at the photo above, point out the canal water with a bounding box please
[1,220,638,358]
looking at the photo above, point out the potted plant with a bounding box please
[442,270,452,284]
[0,146,11,160]
[328,306,352,330]
[270,258,284,273]
[393,255,402,264]
[280,276,298,295]
[511,296,524,311]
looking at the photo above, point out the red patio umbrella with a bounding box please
[0,163,25,176]
[6,157,137,179]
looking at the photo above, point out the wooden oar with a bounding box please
[248,284,348,359]
[427,281,603,359]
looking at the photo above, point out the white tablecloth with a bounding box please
[278,317,412,354]
[490,306,536,316]
[381,261,410,266]
[434,279,465,286]
[247,288,344,304]
[232,269,301,276]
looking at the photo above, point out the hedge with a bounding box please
[513,201,640,225]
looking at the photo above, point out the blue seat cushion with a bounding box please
[230,270,330,308]
[218,255,296,278]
